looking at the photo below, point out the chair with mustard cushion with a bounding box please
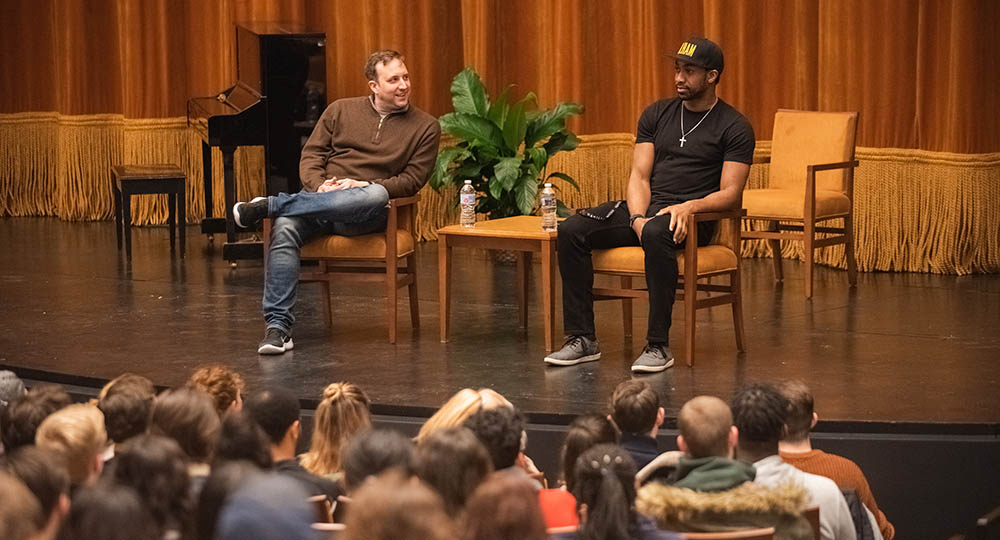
[684,528,775,540]
[591,209,746,367]
[263,195,420,344]
[742,109,859,298]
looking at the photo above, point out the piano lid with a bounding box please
[188,83,262,119]
[236,21,324,37]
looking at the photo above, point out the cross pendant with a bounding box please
[679,135,686,147]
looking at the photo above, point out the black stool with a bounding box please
[112,164,186,262]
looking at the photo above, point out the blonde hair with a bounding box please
[300,382,371,477]
[416,388,512,443]
[35,403,107,485]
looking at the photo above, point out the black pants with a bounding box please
[558,201,715,344]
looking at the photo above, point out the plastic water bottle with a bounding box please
[541,183,557,231]
[460,180,476,228]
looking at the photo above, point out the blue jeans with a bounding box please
[262,184,390,333]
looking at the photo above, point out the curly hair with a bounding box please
[187,365,245,417]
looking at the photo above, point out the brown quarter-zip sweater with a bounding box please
[298,96,441,198]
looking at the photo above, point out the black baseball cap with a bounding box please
[669,37,724,75]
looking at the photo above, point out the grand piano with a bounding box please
[187,22,326,261]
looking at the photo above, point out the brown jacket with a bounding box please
[299,96,441,198]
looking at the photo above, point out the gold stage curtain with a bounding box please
[1,0,998,272]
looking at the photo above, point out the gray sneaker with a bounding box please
[544,336,601,366]
[631,344,674,373]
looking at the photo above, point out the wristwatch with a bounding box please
[629,214,644,227]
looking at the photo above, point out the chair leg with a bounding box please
[386,257,398,344]
[168,193,176,252]
[407,254,419,329]
[113,181,123,251]
[122,191,133,264]
[767,220,783,281]
[621,276,633,339]
[319,279,332,329]
[804,218,815,299]
[731,270,746,352]
[684,273,697,367]
[844,215,857,287]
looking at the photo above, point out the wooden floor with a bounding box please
[2,216,998,432]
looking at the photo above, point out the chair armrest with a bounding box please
[807,159,859,172]
[691,208,746,223]
[388,194,420,208]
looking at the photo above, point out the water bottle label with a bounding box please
[541,195,555,206]
[461,193,475,206]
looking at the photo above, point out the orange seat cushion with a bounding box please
[742,188,851,220]
[301,230,414,260]
[592,245,738,274]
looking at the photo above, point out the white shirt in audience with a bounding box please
[753,455,857,540]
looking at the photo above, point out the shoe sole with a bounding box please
[257,338,294,355]
[544,352,601,366]
[234,196,267,229]
[631,358,675,373]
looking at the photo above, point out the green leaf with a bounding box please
[440,112,504,149]
[515,178,540,216]
[429,146,472,190]
[516,91,538,109]
[525,101,583,148]
[493,157,522,191]
[526,146,548,172]
[543,131,581,156]
[556,199,572,218]
[455,160,484,180]
[487,84,513,129]
[450,68,488,116]
[489,176,505,200]
[546,171,579,190]
[501,102,528,153]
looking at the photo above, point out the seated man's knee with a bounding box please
[558,213,591,242]
[640,216,671,247]
[271,217,308,248]
[366,183,390,207]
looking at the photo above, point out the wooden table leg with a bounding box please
[516,251,529,329]
[540,239,557,352]
[439,234,451,343]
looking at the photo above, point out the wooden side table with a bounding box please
[438,216,559,351]
[112,164,186,263]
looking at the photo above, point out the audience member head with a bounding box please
[416,388,512,442]
[187,364,245,417]
[570,444,639,540]
[344,471,455,540]
[462,406,525,471]
[0,470,42,540]
[730,382,789,462]
[97,375,155,445]
[195,461,261,540]
[214,412,273,468]
[610,380,663,436]
[150,387,221,464]
[112,434,191,537]
[415,426,493,517]
[0,370,27,410]
[56,483,157,540]
[300,382,371,476]
[35,403,107,487]
[779,380,817,443]
[243,386,301,450]
[216,472,313,540]
[342,428,415,492]
[1,384,72,452]
[460,472,547,540]
[561,414,619,492]
[4,446,71,537]
[677,395,737,459]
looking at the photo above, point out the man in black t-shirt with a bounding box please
[545,37,755,373]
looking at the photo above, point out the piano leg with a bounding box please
[222,144,238,265]
[202,140,214,241]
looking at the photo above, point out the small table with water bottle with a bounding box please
[438,183,561,351]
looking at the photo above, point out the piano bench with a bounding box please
[111,164,187,265]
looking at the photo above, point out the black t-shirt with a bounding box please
[636,98,755,209]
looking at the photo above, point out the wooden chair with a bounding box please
[684,527,775,540]
[741,109,859,298]
[262,195,420,343]
[803,506,820,540]
[591,209,746,367]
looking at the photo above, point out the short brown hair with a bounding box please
[364,49,404,82]
[345,471,454,540]
[610,380,659,434]
[150,388,221,463]
[0,470,42,540]
[677,396,732,458]
[779,380,814,442]
[415,427,493,517]
[187,364,245,416]
[461,473,548,540]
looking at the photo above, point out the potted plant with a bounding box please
[429,67,583,220]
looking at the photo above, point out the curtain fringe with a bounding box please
[2,116,997,274]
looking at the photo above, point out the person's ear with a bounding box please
[656,407,665,428]
[728,426,739,457]
[368,79,378,94]
[707,69,719,84]
[811,412,819,429]
[578,503,589,525]
[677,435,689,455]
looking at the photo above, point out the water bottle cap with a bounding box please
[464,179,472,184]
[544,183,552,187]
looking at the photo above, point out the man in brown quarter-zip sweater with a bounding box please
[232,50,441,355]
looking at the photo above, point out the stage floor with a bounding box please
[2,216,998,432]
